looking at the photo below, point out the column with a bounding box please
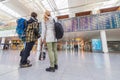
[9,40,12,49]
[69,13,75,18]
[92,8,100,14]
[78,41,80,52]
[1,37,5,50]
[100,30,108,53]
[66,41,68,50]
[65,41,68,54]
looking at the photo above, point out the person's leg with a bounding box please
[20,41,35,65]
[47,42,54,67]
[53,42,58,64]
[53,42,58,69]
[20,48,24,57]
[20,42,26,57]
[46,42,55,72]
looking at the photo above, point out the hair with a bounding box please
[31,12,37,18]
[44,10,51,22]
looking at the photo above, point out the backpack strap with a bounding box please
[23,20,27,32]
[53,19,55,23]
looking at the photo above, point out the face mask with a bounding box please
[48,16,51,18]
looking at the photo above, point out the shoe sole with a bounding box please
[20,65,32,68]
[46,70,55,72]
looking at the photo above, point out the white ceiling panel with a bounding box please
[4,0,30,17]
[68,0,108,8]
[68,0,87,7]
[0,10,12,21]
[0,0,119,24]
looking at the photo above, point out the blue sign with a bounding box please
[92,39,102,52]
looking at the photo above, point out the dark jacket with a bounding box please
[27,17,38,24]
[25,17,39,43]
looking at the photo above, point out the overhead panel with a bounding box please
[0,0,22,18]
[41,0,53,11]
[54,0,69,15]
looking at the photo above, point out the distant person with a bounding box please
[20,12,40,68]
[41,10,58,72]
[74,44,78,52]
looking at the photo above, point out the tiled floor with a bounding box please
[0,50,120,80]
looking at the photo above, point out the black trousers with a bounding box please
[20,41,35,65]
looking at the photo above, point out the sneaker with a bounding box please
[20,63,32,68]
[54,65,58,70]
[20,60,30,65]
[46,67,55,72]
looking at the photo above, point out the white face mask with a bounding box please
[45,15,50,19]
[47,17,52,21]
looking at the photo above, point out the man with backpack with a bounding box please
[19,12,40,68]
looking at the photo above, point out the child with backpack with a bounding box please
[17,12,40,68]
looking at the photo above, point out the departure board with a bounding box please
[60,11,120,32]
[62,19,72,32]
[90,15,98,30]
[71,18,78,31]
[62,18,78,32]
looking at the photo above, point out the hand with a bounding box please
[43,39,46,44]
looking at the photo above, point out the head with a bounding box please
[45,10,51,16]
[44,10,51,21]
[31,12,37,18]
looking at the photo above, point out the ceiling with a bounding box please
[0,0,119,24]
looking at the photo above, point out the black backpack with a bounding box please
[53,19,64,39]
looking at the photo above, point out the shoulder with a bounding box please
[52,17,57,22]
[27,17,38,24]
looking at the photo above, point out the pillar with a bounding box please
[100,30,108,53]
[1,37,5,50]
[69,13,75,18]
[66,41,68,50]
[9,40,12,49]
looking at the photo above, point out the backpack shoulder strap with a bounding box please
[24,20,27,31]
[53,19,55,23]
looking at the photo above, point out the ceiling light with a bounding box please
[54,0,70,15]
[41,0,52,11]
[34,0,45,11]
[0,3,21,18]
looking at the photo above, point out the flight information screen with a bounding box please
[61,11,120,32]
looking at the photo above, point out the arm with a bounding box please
[41,20,46,44]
